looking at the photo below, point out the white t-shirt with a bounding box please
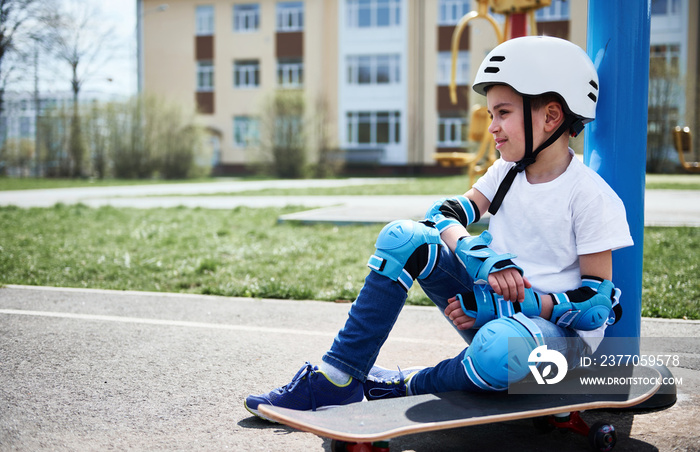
[472,150,633,295]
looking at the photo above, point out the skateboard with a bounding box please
[259,365,661,451]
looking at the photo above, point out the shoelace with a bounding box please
[280,362,319,411]
[369,367,407,398]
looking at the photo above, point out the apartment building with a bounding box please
[138,0,699,174]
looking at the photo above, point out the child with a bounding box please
[245,36,632,420]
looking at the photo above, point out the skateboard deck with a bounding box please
[259,365,661,444]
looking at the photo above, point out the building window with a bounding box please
[346,111,400,145]
[347,0,401,28]
[234,60,260,88]
[437,51,469,85]
[535,0,569,21]
[196,5,215,36]
[437,116,467,147]
[438,0,470,25]
[650,43,681,74]
[233,116,260,147]
[347,54,400,85]
[651,0,681,15]
[233,4,260,32]
[278,58,304,87]
[197,61,214,91]
[277,1,304,32]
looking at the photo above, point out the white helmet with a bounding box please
[472,36,599,123]
[473,37,600,216]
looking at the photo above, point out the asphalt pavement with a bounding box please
[1,177,699,451]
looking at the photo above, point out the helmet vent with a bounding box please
[490,56,506,62]
[589,80,598,90]
[484,67,500,73]
[588,92,597,102]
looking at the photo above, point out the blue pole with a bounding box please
[585,0,651,356]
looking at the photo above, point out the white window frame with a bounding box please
[438,0,470,25]
[347,54,400,85]
[277,1,304,32]
[437,116,467,147]
[346,111,401,146]
[437,51,469,85]
[535,0,570,21]
[196,5,215,36]
[233,116,260,147]
[346,0,401,28]
[233,60,260,88]
[233,4,260,32]
[196,61,214,92]
[277,59,304,88]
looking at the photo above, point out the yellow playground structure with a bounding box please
[672,126,700,173]
[433,0,551,186]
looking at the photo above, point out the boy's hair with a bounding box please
[530,92,565,113]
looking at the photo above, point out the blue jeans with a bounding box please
[322,231,588,393]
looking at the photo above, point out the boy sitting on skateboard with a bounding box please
[246,36,632,420]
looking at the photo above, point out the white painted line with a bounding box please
[0,309,452,345]
[0,308,336,337]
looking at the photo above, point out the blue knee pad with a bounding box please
[367,220,442,291]
[462,313,544,391]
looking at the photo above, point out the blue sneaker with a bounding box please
[363,366,425,401]
[245,362,364,421]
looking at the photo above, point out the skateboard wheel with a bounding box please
[588,421,617,451]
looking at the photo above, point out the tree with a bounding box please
[257,90,307,178]
[40,0,116,177]
[0,0,41,114]
[647,52,682,173]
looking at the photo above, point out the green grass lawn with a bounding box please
[1,204,697,319]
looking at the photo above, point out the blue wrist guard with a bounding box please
[425,196,480,233]
[457,285,542,329]
[550,276,622,331]
[454,231,522,284]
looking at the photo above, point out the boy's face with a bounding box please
[486,84,543,163]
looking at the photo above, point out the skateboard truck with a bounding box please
[534,411,617,451]
[330,440,389,452]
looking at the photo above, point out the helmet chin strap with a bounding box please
[488,96,581,215]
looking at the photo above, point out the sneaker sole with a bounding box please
[244,401,278,423]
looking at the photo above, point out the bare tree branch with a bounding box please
[40,0,117,103]
[0,0,43,112]
[38,0,118,177]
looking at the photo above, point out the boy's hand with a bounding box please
[488,269,531,302]
[445,296,476,330]
[445,285,541,330]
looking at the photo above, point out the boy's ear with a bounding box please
[543,102,565,132]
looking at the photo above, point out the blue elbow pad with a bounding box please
[425,196,480,233]
[550,276,622,331]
